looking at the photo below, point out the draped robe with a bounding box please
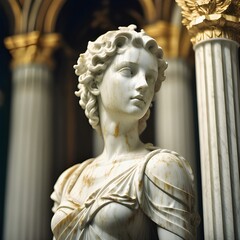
[51,148,199,239]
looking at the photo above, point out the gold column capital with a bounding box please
[144,21,191,59]
[4,32,61,68]
[176,0,240,45]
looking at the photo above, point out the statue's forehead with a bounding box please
[112,47,158,70]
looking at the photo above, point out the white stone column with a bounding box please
[3,32,60,240]
[175,1,240,238]
[195,39,240,239]
[4,64,53,240]
[155,59,197,171]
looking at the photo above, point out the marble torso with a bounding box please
[51,148,198,240]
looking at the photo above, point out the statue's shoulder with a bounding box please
[51,159,94,209]
[145,148,194,192]
[141,148,198,239]
[54,158,94,190]
[54,164,81,190]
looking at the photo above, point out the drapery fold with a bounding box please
[51,148,198,239]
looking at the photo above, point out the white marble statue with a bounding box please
[51,25,199,240]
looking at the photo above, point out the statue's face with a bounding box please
[98,46,158,121]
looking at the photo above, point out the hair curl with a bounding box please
[74,24,167,135]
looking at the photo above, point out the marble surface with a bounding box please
[195,39,240,239]
[51,25,198,240]
[4,65,52,240]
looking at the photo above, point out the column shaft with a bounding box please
[195,39,240,240]
[156,59,197,172]
[4,64,52,240]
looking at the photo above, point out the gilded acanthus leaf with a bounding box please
[195,0,216,14]
[225,0,240,16]
[175,0,198,26]
[176,0,233,27]
[176,0,240,44]
[196,0,231,15]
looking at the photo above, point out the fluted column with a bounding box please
[176,1,240,239]
[155,59,196,169]
[196,37,240,240]
[4,32,60,240]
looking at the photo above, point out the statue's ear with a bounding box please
[88,81,100,96]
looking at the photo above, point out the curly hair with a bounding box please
[74,24,167,135]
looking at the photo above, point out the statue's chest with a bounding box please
[66,159,156,239]
[70,159,140,205]
[91,202,153,239]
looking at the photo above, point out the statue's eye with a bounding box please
[119,67,133,77]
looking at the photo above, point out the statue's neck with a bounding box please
[98,110,145,161]
[99,97,145,159]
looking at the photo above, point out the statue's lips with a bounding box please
[130,95,146,104]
